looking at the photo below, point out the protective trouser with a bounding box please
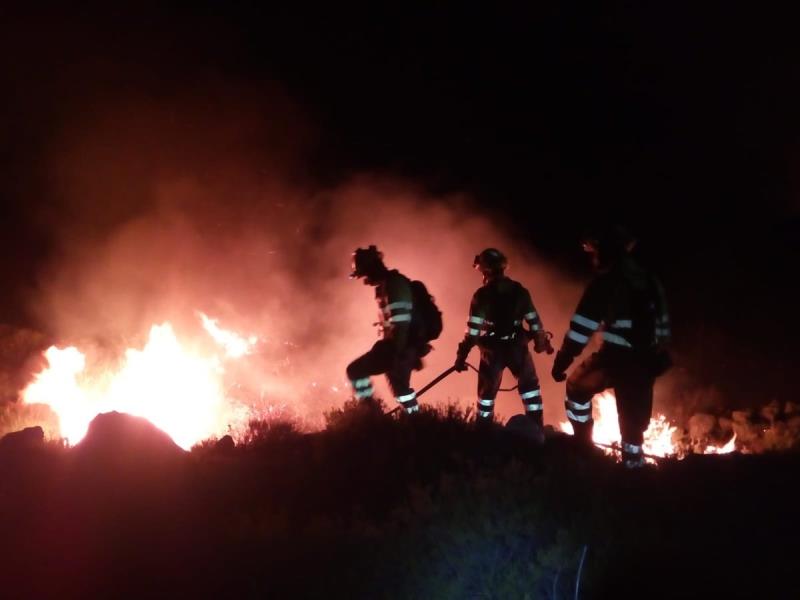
[565,349,654,467]
[476,337,543,425]
[346,340,421,413]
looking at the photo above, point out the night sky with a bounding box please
[1,3,798,405]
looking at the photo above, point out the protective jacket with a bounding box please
[556,256,671,468]
[458,276,546,424]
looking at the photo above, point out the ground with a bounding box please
[0,403,797,599]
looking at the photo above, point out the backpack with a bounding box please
[410,279,443,344]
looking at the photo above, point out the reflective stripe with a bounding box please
[385,301,413,311]
[566,399,592,411]
[525,403,543,412]
[396,391,417,403]
[610,319,632,329]
[478,410,493,418]
[567,410,591,423]
[478,398,495,407]
[352,378,371,389]
[467,328,480,336]
[524,311,538,321]
[355,388,374,399]
[520,389,541,400]
[567,330,590,344]
[513,320,522,326]
[572,314,600,331]
[498,333,516,340]
[602,332,632,347]
[405,404,420,413]
[468,315,485,325]
[622,442,642,454]
[530,324,541,332]
[389,314,412,323]
[656,327,671,336]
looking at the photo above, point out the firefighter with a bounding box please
[346,245,426,414]
[454,248,552,427]
[551,225,672,468]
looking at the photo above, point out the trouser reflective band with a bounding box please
[396,391,419,413]
[622,442,642,455]
[566,410,590,422]
[520,389,542,412]
[351,377,374,399]
[565,396,592,423]
[477,398,494,419]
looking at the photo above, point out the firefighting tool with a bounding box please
[385,361,519,415]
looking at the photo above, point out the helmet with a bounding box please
[581,225,636,267]
[350,245,385,279]
[473,248,508,276]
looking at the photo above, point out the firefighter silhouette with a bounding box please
[551,225,672,468]
[454,248,552,427]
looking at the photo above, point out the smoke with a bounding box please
[16,83,592,429]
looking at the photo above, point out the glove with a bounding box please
[454,339,471,372]
[551,350,572,382]
[532,330,553,354]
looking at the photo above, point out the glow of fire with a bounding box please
[22,319,254,449]
[559,390,736,461]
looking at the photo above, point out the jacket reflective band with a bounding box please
[656,327,670,336]
[572,314,600,330]
[478,410,493,418]
[389,314,412,323]
[520,389,541,400]
[610,319,632,329]
[355,387,374,398]
[467,327,480,336]
[524,311,538,321]
[566,410,591,423]
[385,301,413,312]
[566,399,592,411]
[468,315,485,325]
[567,330,590,344]
[525,403,543,412]
[622,442,642,454]
[530,323,541,331]
[478,398,495,407]
[396,391,417,403]
[352,378,371,389]
[602,332,632,347]
[405,404,420,413]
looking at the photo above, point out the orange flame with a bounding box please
[22,319,253,449]
[559,390,736,461]
[199,312,258,359]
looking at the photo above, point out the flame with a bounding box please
[559,390,736,461]
[22,319,254,449]
[704,433,736,454]
[199,312,258,358]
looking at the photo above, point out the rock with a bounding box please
[74,411,184,463]
[215,434,235,451]
[504,414,545,445]
[0,425,45,451]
